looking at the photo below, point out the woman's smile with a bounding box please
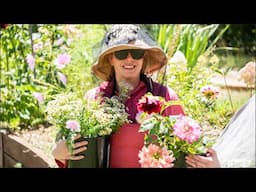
[121,63,136,70]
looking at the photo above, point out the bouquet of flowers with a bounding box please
[46,82,131,167]
[47,93,128,146]
[136,93,211,168]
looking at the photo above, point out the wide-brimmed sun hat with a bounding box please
[92,24,168,81]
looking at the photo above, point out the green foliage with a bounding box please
[215,24,256,55]
[177,24,229,71]
[13,162,23,168]
[145,24,229,72]
[63,24,107,97]
[143,24,181,58]
[0,84,45,131]
[0,24,106,131]
[145,24,239,135]
[213,48,255,69]
[166,53,235,134]
[1,25,61,131]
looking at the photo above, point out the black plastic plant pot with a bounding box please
[173,152,187,168]
[68,135,111,168]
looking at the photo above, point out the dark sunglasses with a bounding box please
[114,49,145,60]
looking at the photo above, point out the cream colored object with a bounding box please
[213,94,256,167]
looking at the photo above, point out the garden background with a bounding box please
[0,24,255,167]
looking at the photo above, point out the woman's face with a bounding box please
[109,49,145,83]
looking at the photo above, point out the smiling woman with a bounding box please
[91,24,168,82]
[52,24,185,168]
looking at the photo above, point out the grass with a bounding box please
[219,88,254,112]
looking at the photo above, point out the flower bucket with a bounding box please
[68,135,110,168]
[173,152,187,168]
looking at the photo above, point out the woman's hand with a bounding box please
[185,148,221,168]
[52,134,88,162]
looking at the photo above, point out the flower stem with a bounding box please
[222,74,234,112]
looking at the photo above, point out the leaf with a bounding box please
[159,119,168,134]
[9,117,20,128]
[139,118,157,132]
[187,147,196,154]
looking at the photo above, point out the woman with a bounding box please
[52,24,185,168]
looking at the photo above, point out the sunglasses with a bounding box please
[114,49,145,60]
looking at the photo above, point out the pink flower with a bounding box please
[26,54,35,71]
[55,38,64,46]
[137,94,163,114]
[32,92,44,104]
[138,144,175,168]
[173,116,201,144]
[138,92,208,167]
[167,88,179,101]
[57,72,67,85]
[66,120,81,132]
[54,53,71,69]
[200,85,220,100]
[84,87,101,100]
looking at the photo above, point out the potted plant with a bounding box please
[46,84,130,168]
